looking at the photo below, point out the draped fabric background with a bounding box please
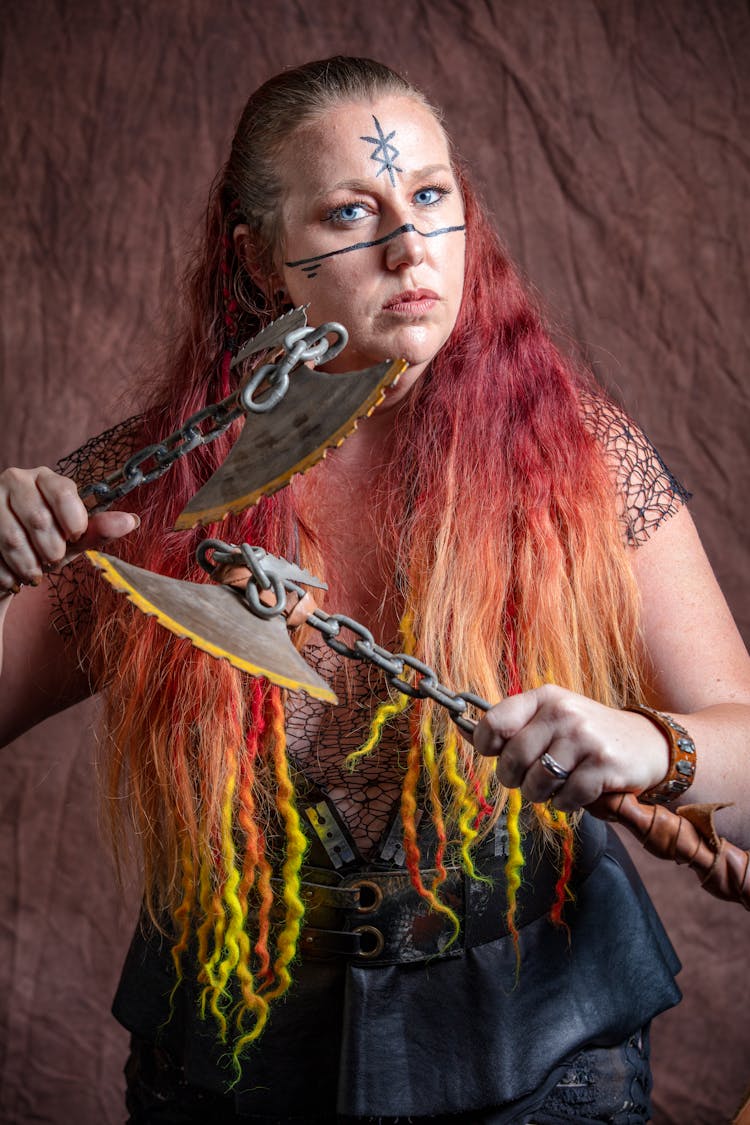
[1,2,748,1122]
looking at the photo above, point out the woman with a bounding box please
[1,56,749,1123]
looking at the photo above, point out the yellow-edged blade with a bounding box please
[87,550,336,702]
[175,357,407,529]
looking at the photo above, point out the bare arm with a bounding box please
[0,582,93,743]
[0,465,139,746]
[631,504,750,838]
[473,506,750,847]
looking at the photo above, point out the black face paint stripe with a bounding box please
[360,116,403,187]
[284,223,466,270]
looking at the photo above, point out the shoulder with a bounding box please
[579,388,691,546]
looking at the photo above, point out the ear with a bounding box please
[233,223,285,295]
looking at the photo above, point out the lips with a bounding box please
[383,288,439,312]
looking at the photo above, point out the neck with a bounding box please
[325,359,422,474]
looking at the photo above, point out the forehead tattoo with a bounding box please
[360,116,402,187]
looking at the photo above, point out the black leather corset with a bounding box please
[287,778,606,966]
[113,782,681,1119]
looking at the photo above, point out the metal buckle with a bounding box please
[352,924,385,959]
[351,879,384,914]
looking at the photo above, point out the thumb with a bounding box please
[66,511,141,560]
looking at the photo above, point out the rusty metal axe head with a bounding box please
[86,550,337,702]
[175,355,407,529]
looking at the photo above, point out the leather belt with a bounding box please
[293,854,560,966]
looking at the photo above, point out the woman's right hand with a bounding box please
[0,466,140,594]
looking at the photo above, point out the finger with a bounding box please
[0,496,46,584]
[521,740,579,803]
[471,688,546,758]
[548,762,605,815]
[1,467,79,578]
[0,552,23,593]
[35,468,89,542]
[1,509,141,582]
[495,720,562,790]
[47,512,142,570]
[473,689,562,790]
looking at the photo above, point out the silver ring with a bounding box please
[540,752,571,781]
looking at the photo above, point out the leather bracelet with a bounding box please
[626,703,697,805]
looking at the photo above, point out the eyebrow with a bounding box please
[315,163,454,200]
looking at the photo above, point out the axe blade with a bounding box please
[231,306,309,369]
[86,550,337,703]
[175,357,407,529]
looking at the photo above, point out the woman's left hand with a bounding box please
[471,684,670,812]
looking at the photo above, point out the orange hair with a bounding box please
[80,57,645,1054]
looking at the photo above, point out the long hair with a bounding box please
[88,57,643,1059]
[382,162,641,774]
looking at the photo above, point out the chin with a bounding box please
[389,327,446,367]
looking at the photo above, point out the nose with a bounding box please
[384,224,425,271]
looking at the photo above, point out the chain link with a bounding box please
[198,542,491,736]
[305,611,490,734]
[79,321,348,511]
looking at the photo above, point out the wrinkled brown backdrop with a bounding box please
[1,2,748,1123]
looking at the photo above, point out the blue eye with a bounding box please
[326,202,368,223]
[414,186,445,206]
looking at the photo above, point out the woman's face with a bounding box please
[275,95,466,389]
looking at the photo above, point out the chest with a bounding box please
[294,463,404,644]
[285,640,410,859]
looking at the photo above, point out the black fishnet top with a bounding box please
[285,643,414,858]
[48,397,690,857]
[579,390,691,544]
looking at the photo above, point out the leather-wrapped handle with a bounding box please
[588,792,750,909]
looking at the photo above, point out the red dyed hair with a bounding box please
[82,59,643,1038]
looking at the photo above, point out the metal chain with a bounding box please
[79,322,347,512]
[306,611,491,735]
[197,541,492,735]
[239,324,346,415]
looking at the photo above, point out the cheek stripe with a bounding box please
[284,222,466,271]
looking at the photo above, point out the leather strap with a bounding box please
[589,792,750,909]
[625,704,696,804]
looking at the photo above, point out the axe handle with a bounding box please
[588,791,750,907]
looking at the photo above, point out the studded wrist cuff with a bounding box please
[626,703,697,806]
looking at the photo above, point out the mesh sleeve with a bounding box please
[47,415,144,641]
[580,391,692,546]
